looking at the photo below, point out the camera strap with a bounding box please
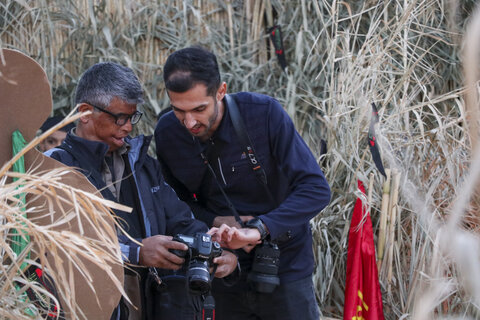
[198,147,245,227]
[196,94,278,226]
[224,94,278,208]
[202,294,216,320]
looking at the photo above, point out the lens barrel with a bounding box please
[187,260,211,294]
[247,241,281,293]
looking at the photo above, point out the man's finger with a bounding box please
[166,251,186,265]
[167,241,189,251]
[227,227,239,242]
[207,227,219,235]
[217,224,231,238]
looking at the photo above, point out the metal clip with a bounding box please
[149,267,162,286]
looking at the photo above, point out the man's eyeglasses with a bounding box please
[90,104,143,126]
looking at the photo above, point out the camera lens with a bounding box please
[247,241,281,293]
[186,260,211,295]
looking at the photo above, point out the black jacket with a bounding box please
[46,132,208,264]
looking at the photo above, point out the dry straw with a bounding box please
[0,111,126,318]
[2,0,480,318]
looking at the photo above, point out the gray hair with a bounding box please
[75,62,144,108]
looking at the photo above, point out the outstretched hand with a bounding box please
[139,235,188,269]
[208,224,262,253]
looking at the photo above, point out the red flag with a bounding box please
[343,180,384,320]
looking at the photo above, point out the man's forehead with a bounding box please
[168,85,213,111]
[107,97,138,111]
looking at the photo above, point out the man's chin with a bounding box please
[108,138,125,151]
[188,128,207,139]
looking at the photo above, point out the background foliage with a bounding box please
[2,0,480,318]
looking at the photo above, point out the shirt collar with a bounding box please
[208,97,233,144]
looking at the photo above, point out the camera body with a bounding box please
[171,233,222,295]
[247,240,281,293]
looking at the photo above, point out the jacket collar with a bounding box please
[199,96,234,146]
[125,135,152,168]
[62,131,110,173]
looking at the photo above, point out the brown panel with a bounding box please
[1,49,123,319]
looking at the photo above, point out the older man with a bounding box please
[46,62,238,320]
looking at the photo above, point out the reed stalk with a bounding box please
[377,168,391,272]
[387,169,400,284]
[3,0,480,318]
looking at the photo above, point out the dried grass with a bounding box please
[2,0,480,318]
[0,115,125,318]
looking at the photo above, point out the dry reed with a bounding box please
[2,0,480,318]
[0,117,125,318]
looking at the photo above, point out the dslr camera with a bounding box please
[171,233,222,295]
[245,218,281,293]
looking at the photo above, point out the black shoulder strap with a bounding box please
[224,94,277,207]
[198,145,244,227]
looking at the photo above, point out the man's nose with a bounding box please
[184,113,196,129]
[121,118,133,132]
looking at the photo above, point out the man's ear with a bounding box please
[76,103,93,123]
[216,82,227,102]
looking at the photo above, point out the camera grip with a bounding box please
[169,235,189,258]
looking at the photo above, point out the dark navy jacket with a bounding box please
[155,92,331,283]
[45,132,208,264]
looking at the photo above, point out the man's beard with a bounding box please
[198,100,219,140]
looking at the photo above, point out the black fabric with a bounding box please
[145,275,203,320]
[56,142,116,202]
[110,298,129,320]
[213,276,319,320]
[198,137,244,226]
[47,133,210,319]
[225,94,277,208]
[118,157,145,239]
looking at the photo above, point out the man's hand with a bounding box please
[212,215,254,228]
[209,225,262,252]
[139,235,188,269]
[212,250,238,278]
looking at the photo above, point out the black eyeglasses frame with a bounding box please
[89,104,143,126]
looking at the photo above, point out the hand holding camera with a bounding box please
[169,233,223,295]
[139,234,188,270]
